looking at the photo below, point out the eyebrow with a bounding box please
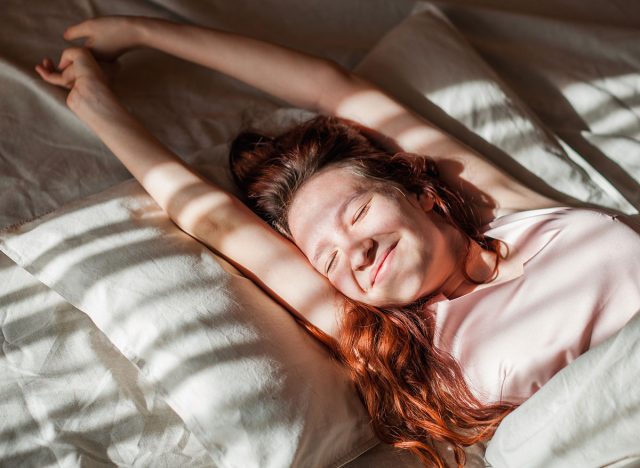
[311,190,365,267]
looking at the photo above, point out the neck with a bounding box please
[440,233,498,300]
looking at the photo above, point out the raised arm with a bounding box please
[35,47,344,339]
[64,15,335,111]
[65,15,560,222]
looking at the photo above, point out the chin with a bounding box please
[355,278,424,309]
[369,293,418,309]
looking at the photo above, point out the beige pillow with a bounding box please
[0,178,377,468]
[353,3,631,212]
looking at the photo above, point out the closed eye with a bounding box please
[352,200,370,224]
[326,199,370,274]
[325,251,337,274]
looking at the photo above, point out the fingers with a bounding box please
[35,59,74,89]
[63,21,91,41]
[34,57,55,80]
[36,46,102,90]
[40,57,54,72]
[57,47,76,70]
[35,49,86,89]
[57,46,88,70]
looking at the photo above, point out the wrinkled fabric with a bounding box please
[2,0,640,467]
[0,251,214,467]
[486,311,640,468]
[0,178,379,468]
[433,207,640,404]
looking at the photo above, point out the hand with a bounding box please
[35,47,116,115]
[64,16,140,62]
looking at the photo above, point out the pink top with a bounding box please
[431,207,640,404]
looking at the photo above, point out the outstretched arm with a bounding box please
[37,50,231,236]
[35,48,344,339]
[64,16,336,111]
[65,16,561,221]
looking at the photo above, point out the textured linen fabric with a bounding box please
[431,206,640,404]
[0,178,379,468]
[485,311,640,468]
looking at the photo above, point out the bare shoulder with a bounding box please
[317,69,562,220]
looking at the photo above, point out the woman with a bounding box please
[35,15,640,467]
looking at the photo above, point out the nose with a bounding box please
[349,237,375,271]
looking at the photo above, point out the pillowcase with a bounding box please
[485,311,640,467]
[0,178,377,468]
[353,2,631,212]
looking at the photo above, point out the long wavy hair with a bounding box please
[229,114,517,467]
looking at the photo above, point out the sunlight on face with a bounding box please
[287,165,465,307]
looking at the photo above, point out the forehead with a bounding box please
[288,166,369,254]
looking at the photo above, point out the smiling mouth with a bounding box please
[371,241,398,287]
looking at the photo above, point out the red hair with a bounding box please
[229,115,517,467]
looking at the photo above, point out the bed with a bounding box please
[1,1,639,467]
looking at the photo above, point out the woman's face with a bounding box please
[287,165,466,307]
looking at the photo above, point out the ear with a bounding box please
[416,192,435,212]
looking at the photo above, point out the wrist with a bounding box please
[133,16,172,49]
[69,80,123,124]
[111,16,145,50]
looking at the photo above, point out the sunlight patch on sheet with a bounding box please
[561,74,640,136]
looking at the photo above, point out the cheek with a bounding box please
[329,267,368,303]
[332,271,359,298]
[364,203,406,232]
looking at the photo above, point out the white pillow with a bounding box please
[0,178,377,468]
[353,3,630,212]
[485,312,640,467]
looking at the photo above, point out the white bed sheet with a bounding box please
[0,251,213,466]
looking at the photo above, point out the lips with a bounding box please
[370,241,398,288]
